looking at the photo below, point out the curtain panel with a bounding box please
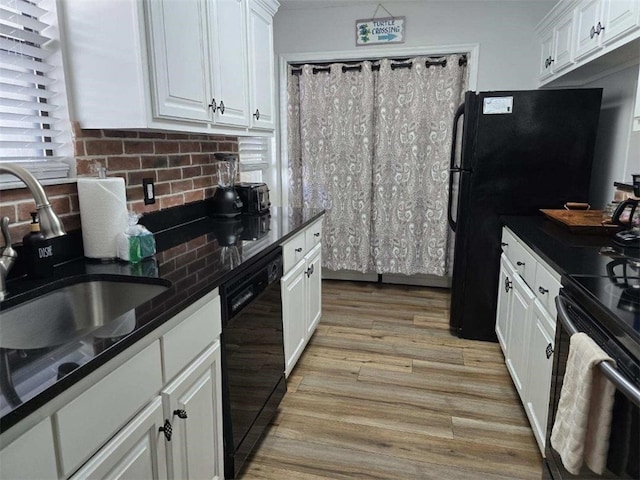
[287,55,467,276]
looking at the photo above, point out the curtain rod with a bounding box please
[291,54,467,75]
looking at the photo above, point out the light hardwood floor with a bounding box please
[242,280,542,479]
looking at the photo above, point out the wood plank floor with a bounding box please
[241,280,542,479]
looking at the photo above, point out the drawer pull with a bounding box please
[546,343,554,359]
[159,419,173,441]
[173,409,188,419]
[504,277,512,293]
[295,247,303,253]
[314,232,320,237]
[208,98,217,111]
[538,286,549,295]
[306,264,315,277]
[253,109,260,120]
[516,261,525,266]
[501,242,508,247]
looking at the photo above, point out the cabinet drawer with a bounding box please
[0,418,57,479]
[501,228,517,257]
[534,262,561,322]
[509,239,537,288]
[161,295,221,383]
[55,341,163,477]
[283,230,306,272]
[305,218,323,250]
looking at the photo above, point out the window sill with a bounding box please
[0,177,77,192]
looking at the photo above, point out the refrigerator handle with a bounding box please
[448,102,465,232]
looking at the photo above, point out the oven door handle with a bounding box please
[556,295,640,407]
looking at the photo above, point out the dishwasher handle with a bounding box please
[556,295,640,407]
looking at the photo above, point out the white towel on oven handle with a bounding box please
[550,332,617,475]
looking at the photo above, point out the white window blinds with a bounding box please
[238,136,271,170]
[0,0,70,182]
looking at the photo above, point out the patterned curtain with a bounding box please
[371,55,467,276]
[288,63,376,273]
[287,55,467,276]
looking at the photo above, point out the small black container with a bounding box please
[22,212,54,278]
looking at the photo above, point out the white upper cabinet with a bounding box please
[147,0,213,123]
[62,0,278,133]
[210,0,251,127]
[574,0,604,60]
[248,0,277,130]
[535,0,640,86]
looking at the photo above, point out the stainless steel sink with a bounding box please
[0,280,169,350]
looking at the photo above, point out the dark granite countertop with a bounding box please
[501,215,623,277]
[0,206,324,432]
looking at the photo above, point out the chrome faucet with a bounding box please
[0,163,67,300]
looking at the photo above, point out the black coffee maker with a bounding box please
[611,174,640,249]
[210,153,243,217]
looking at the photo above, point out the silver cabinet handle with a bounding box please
[208,98,217,111]
[517,261,525,266]
[253,109,260,120]
[504,277,512,293]
[538,286,549,295]
[295,247,302,253]
[314,232,320,237]
[218,100,225,114]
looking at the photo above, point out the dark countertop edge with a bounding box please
[0,209,325,434]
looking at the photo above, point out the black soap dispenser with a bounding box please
[22,212,54,278]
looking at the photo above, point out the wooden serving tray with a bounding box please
[540,209,621,234]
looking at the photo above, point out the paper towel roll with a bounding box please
[78,177,128,259]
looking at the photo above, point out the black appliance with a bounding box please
[611,175,640,249]
[210,153,243,217]
[219,248,286,479]
[448,89,603,341]
[235,182,271,215]
[545,277,640,480]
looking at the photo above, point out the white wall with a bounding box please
[274,0,555,91]
[586,64,640,208]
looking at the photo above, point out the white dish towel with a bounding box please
[550,332,617,475]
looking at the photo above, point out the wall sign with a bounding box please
[356,17,405,46]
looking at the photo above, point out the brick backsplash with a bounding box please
[1,123,237,243]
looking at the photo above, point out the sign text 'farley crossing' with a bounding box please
[356,17,406,46]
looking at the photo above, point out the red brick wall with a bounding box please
[1,124,237,242]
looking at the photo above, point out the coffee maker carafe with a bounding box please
[210,153,243,217]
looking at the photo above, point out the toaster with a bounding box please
[234,182,270,214]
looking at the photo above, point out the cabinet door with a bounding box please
[146,0,213,122]
[210,0,250,127]
[495,254,515,353]
[70,398,168,480]
[603,0,640,44]
[525,300,556,454]
[305,243,323,338]
[505,273,534,400]
[539,28,554,80]
[553,15,574,72]
[0,419,57,479]
[574,0,604,60]
[282,260,307,377]
[247,0,276,130]
[161,342,224,480]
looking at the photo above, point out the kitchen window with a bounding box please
[0,0,73,185]
[238,135,272,183]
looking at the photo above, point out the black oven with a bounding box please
[544,286,640,479]
[219,248,286,479]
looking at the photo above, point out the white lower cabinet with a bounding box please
[70,398,168,480]
[161,343,224,480]
[281,217,324,377]
[496,227,561,455]
[0,292,223,480]
[282,259,308,376]
[525,300,556,451]
[0,418,58,479]
[504,268,535,400]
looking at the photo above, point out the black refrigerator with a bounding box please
[448,89,602,342]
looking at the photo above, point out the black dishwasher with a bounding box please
[220,248,286,479]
